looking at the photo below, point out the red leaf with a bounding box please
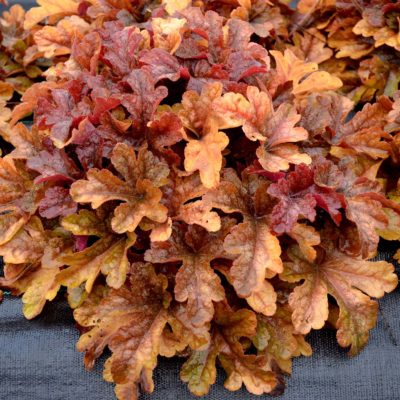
[268,165,317,234]
[27,146,81,183]
[38,186,77,219]
[37,88,90,148]
[100,24,143,76]
[120,69,168,130]
[268,164,346,233]
[140,48,182,83]
[90,97,121,125]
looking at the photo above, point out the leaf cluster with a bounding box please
[0,1,399,399]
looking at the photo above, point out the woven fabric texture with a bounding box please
[1,246,399,400]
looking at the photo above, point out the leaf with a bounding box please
[198,170,282,311]
[231,0,286,38]
[345,196,388,258]
[151,17,187,54]
[101,26,143,77]
[33,16,90,58]
[182,302,278,396]
[14,261,61,319]
[71,31,101,73]
[71,144,169,234]
[145,219,234,327]
[57,210,135,292]
[37,88,90,148]
[3,2,400,398]
[159,317,189,358]
[297,0,334,14]
[211,91,253,131]
[0,81,14,101]
[72,171,167,234]
[224,221,281,299]
[0,217,70,318]
[270,49,342,96]
[149,218,173,242]
[146,109,185,164]
[253,305,311,374]
[27,146,81,183]
[216,262,277,318]
[267,164,345,234]
[24,0,79,30]
[0,156,40,228]
[121,69,168,131]
[140,49,182,83]
[271,48,318,86]
[267,165,317,234]
[74,263,170,399]
[168,302,211,351]
[377,208,400,241]
[0,216,47,264]
[38,186,77,219]
[162,172,220,231]
[0,5,26,52]
[147,109,185,149]
[0,100,11,140]
[68,118,109,170]
[288,223,320,262]
[0,156,30,207]
[291,28,333,64]
[178,83,237,187]
[299,91,354,138]
[248,87,310,171]
[293,71,343,96]
[178,83,271,187]
[213,86,311,172]
[184,130,229,189]
[180,339,218,396]
[7,123,43,159]
[331,101,393,160]
[177,82,223,137]
[0,209,29,246]
[282,245,398,355]
[162,0,191,15]
[10,81,58,126]
[353,17,400,52]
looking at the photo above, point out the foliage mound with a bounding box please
[0,0,400,399]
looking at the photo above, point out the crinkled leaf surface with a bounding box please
[282,245,398,355]
[74,262,171,400]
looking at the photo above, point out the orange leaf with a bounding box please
[71,144,169,234]
[74,263,171,399]
[282,245,398,355]
[145,219,234,327]
[24,0,79,30]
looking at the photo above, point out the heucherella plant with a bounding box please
[0,0,399,399]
